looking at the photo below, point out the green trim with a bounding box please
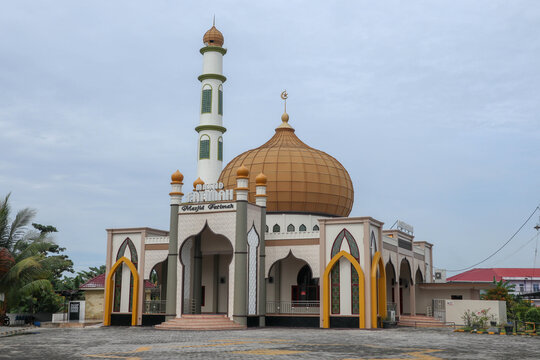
[198,73,227,83]
[195,125,227,133]
[200,46,227,55]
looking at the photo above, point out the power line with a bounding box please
[447,204,540,273]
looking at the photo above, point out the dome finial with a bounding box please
[278,90,292,128]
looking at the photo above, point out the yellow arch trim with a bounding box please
[104,256,139,326]
[323,250,365,328]
[370,251,387,328]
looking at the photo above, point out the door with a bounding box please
[69,302,80,321]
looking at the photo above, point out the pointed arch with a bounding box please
[330,229,360,314]
[114,238,138,312]
[370,251,387,328]
[323,250,365,328]
[104,256,139,326]
[331,229,359,258]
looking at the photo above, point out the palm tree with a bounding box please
[0,193,36,252]
[0,193,65,313]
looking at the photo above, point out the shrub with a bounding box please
[524,307,540,323]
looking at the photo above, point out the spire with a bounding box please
[277,90,293,129]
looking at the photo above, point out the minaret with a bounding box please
[196,21,227,184]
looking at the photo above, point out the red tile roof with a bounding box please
[79,273,156,289]
[447,268,540,282]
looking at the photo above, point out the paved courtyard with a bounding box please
[0,326,539,359]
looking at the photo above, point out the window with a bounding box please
[287,224,295,232]
[201,86,212,113]
[218,86,223,115]
[265,225,269,233]
[299,224,306,232]
[199,135,210,159]
[313,225,319,231]
[533,283,539,292]
[218,137,223,161]
[451,295,463,300]
[273,224,280,233]
[519,284,525,293]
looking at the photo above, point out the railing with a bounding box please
[266,301,320,314]
[144,300,167,314]
[183,298,196,314]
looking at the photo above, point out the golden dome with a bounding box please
[171,170,184,183]
[256,172,268,185]
[219,116,354,217]
[203,25,224,47]
[193,177,204,190]
[236,165,249,178]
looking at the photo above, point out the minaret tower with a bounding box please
[196,21,227,184]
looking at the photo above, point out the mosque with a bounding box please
[102,24,448,330]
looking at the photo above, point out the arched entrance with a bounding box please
[104,257,139,326]
[414,268,424,315]
[180,224,233,315]
[399,258,413,315]
[145,259,168,314]
[370,251,386,328]
[323,250,365,328]
[266,252,319,314]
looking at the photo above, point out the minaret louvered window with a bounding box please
[273,224,280,233]
[218,137,223,161]
[218,87,223,115]
[287,224,295,232]
[201,87,212,113]
[199,135,210,159]
[299,224,306,232]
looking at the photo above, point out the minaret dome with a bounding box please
[203,26,224,47]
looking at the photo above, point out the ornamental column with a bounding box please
[166,170,183,319]
[196,23,227,184]
[233,165,249,325]
[255,172,268,327]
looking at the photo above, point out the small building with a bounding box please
[448,268,540,306]
[80,274,157,321]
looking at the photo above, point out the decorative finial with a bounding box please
[279,90,290,125]
[213,15,215,27]
[280,90,288,113]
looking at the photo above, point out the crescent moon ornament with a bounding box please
[280,90,288,100]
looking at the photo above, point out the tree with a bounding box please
[0,194,73,313]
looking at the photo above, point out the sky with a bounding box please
[1,0,539,276]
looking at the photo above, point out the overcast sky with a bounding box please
[1,1,539,276]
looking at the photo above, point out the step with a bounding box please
[155,315,247,331]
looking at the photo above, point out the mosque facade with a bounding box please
[102,24,437,329]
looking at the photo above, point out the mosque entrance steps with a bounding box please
[155,314,246,331]
[397,315,450,328]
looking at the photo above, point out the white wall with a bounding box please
[445,300,507,326]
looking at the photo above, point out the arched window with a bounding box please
[299,224,306,232]
[265,225,269,233]
[218,85,223,115]
[287,224,295,232]
[313,225,319,231]
[273,224,280,233]
[201,85,212,113]
[218,137,223,161]
[199,135,210,159]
